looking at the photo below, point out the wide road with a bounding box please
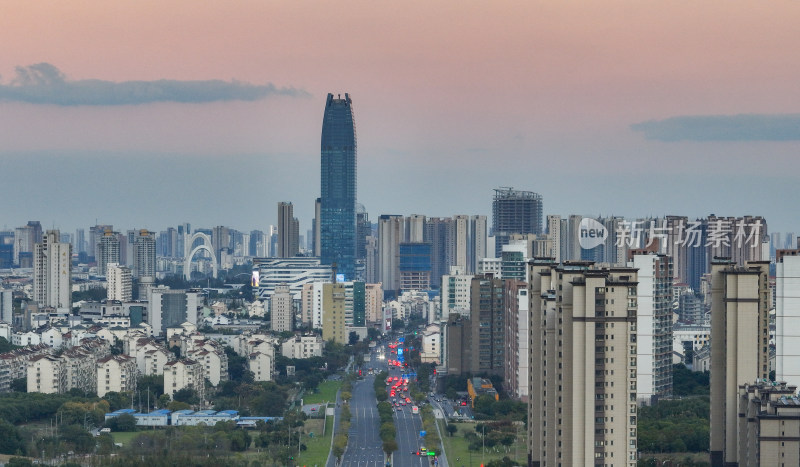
[386,343,430,467]
[339,350,387,467]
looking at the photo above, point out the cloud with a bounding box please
[631,114,800,141]
[0,63,310,106]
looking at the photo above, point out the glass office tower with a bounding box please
[320,93,357,279]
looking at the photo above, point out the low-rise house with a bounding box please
[281,334,324,359]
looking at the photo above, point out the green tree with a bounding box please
[106,413,138,432]
[446,423,457,437]
[382,438,398,455]
[173,388,199,405]
[0,419,24,455]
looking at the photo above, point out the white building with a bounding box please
[164,358,205,401]
[281,335,324,359]
[248,351,273,382]
[254,258,332,300]
[271,283,293,332]
[440,266,473,317]
[97,354,137,397]
[106,263,133,302]
[630,253,674,405]
[776,252,800,388]
[27,355,67,394]
[33,230,72,312]
[0,289,13,324]
[301,282,325,329]
[420,324,441,364]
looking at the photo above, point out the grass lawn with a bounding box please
[303,380,342,405]
[296,415,334,467]
[438,420,527,467]
[110,431,141,446]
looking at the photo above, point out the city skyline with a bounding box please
[1,2,799,233]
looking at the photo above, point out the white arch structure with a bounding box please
[184,232,218,280]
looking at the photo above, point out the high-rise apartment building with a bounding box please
[492,187,543,257]
[709,260,770,467]
[378,215,405,293]
[0,288,14,323]
[212,226,231,263]
[630,252,673,404]
[528,260,639,466]
[320,93,357,280]
[107,263,133,302]
[776,250,800,389]
[33,230,72,311]
[98,230,120,276]
[278,202,300,258]
[14,221,42,266]
[322,283,346,344]
[132,229,156,278]
[271,283,294,332]
[148,288,200,336]
[468,275,506,376]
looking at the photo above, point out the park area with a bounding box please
[438,420,527,467]
[303,380,342,405]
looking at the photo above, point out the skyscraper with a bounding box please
[492,187,543,257]
[278,202,300,258]
[34,230,72,311]
[320,93,357,280]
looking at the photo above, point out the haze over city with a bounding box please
[1,1,799,232]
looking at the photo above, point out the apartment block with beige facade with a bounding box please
[97,354,137,397]
[322,283,346,344]
[736,380,800,467]
[164,358,205,402]
[528,260,639,467]
[709,260,771,467]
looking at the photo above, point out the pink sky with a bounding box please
[1,1,799,231]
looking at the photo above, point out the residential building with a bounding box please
[468,275,506,376]
[132,229,156,279]
[420,324,441,364]
[27,355,67,394]
[322,283,346,344]
[528,260,639,466]
[776,250,800,389]
[709,260,770,467]
[148,287,200,336]
[278,202,300,258]
[271,283,293,332]
[281,335,324,359]
[0,288,12,324]
[34,230,72,311]
[319,92,357,280]
[107,263,133,302]
[503,280,529,401]
[97,354,137,397]
[378,215,404,293]
[441,267,473,317]
[736,380,800,467]
[164,358,205,402]
[0,344,53,392]
[365,283,383,324]
[248,351,274,382]
[630,252,674,404]
[301,282,325,329]
[98,230,121,276]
